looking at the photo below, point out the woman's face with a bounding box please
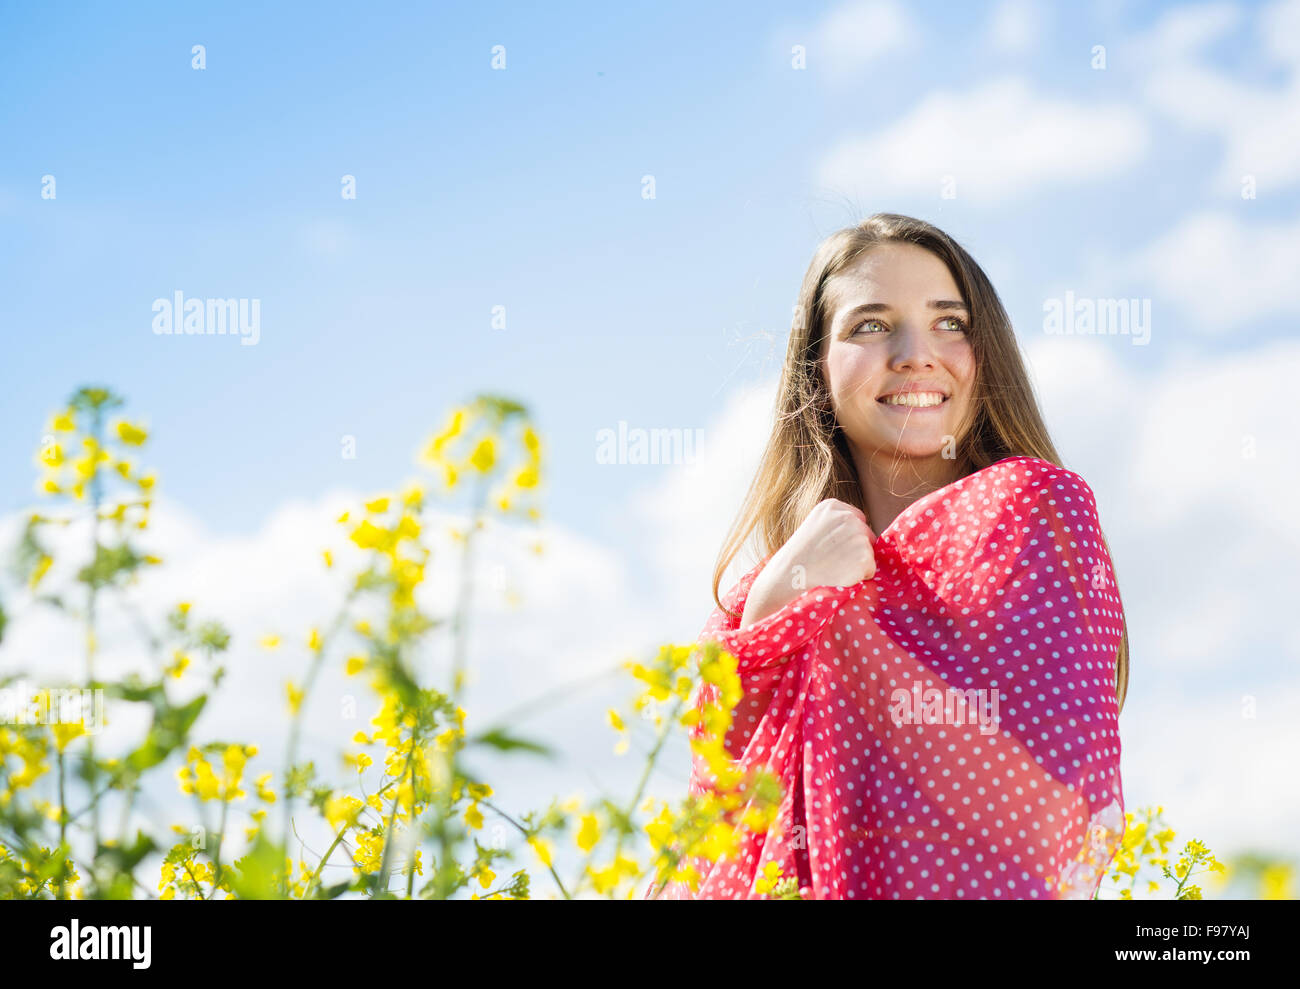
[820,242,976,462]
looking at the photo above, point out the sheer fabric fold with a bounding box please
[646,456,1126,900]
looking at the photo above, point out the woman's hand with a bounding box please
[738,499,877,630]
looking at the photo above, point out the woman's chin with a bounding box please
[865,427,952,459]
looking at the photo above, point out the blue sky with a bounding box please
[4,0,1293,543]
[3,0,1299,894]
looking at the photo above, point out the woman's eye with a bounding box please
[851,316,968,335]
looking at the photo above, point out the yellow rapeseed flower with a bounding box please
[576,813,600,852]
[342,751,372,773]
[51,722,86,753]
[255,773,275,803]
[468,437,495,473]
[350,520,388,551]
[166,651,190,679]
[324,794,363,832]
[401,482,424,508]
[115,421,148,446]
[754,860,783,895]
[528,836,553,868]
[1261,864,1294,899]
[29,554,53,589]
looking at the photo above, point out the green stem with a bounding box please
[207,797,229,899]
[302,775,400,899]
[376,740,417,892]
[56,748,67,899]
[607,692,687,895]
[85,400,104,857]
[479,797,570,900]
[429,471,488,900]
[278,588,359,894]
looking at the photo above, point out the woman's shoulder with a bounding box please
[971,456,1104,533]
[702,554,774,630]
[722,555,771,606]
[982,455,1097,500]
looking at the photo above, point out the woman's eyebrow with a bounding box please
[837,299,969,323]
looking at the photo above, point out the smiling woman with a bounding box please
[646,212,1130,901]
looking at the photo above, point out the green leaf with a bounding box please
[469,729,554,758]
[315,880,353,900]
[105,674,165,705]
[34,842,73,885]
[98,830,156,874]
[124,694,207,771]
[69,385,124,415]
[229,833,287,900]
[77,543,146,590]
[195,620,230,652]
[473,394,529,420]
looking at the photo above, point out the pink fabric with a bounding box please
[645,456,1125,900]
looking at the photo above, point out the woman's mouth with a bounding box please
[876,392,949,411]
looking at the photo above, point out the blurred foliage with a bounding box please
[0,386,785,900]
[1,386,1289,900]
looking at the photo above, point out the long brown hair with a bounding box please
[711,213,1129,714]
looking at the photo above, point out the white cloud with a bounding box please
[1126,0,1300,192]
[0,487,653,732]
[1126,210,1300,329]
[641,336,1300,858]
[1022,332,1300,672]
[627,378,779,632]
[814,77,1149,205]
[986,0,1044,54]
[1143,69,1300,194]
[6,341,1300,881]
[1122,688,1300,853]
[0,484,660,889]
[1122,1,1243,63]
[1262,0,1300,64]
[810,0,915,81]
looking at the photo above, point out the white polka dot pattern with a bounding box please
[644,456,1126,900]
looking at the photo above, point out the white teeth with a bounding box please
[880,392,946,407]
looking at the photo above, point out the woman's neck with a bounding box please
[853,451,961,536]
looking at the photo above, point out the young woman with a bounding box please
[646,213,1129,900]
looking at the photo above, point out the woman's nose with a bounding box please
[889,325,937,368]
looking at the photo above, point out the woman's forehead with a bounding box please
[826,246,960,310]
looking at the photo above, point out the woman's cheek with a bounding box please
[828,351,880,405]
